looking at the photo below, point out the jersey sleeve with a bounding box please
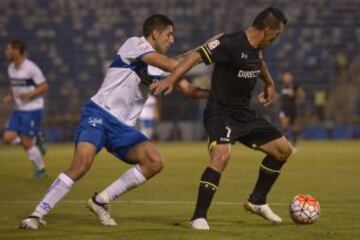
[119,37,155,63]
[31,64,46,85]
[196,34,234,65]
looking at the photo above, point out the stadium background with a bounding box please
[1,0,359,142]
[0,1,360,239]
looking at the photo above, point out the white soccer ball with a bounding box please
[289,194,320,224]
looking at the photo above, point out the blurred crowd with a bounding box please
[1,0,359,141]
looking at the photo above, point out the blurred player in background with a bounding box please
[151,7,291,230]
[138,94,159,139]
[20,14,211,229]
[2,39,48,178]
[279,72,305,146]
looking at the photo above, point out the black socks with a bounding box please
[191,167,221,220]
[249,155,286,205]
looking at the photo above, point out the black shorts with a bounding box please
[204,113,283,151]
[279,108,297,124]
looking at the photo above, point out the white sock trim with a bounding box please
[59,173,74,187]
[11,136,21,145]
[133,165,146,184]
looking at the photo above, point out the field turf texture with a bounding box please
[0,141,359,240]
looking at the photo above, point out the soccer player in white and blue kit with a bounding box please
[3,39,48,178]
[20,14,210,229]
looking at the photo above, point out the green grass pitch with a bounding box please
[0,141,359,240]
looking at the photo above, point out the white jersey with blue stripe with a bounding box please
[91,36,168,126]
[8,58,46,111]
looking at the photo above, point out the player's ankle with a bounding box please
[95,192,110,205]
[248,194,266,205]
[191,213,207,221]
[31,211,44,219]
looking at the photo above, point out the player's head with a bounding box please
[5,39,26,61]
[143,14,174,54]
[252,7,287,48]
[281,72,294,84]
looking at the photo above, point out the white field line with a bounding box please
[0,200,356,206]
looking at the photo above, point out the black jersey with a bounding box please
[280,83,298,110]
[197,32,263,122]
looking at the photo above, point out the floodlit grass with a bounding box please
[0,141,359,240]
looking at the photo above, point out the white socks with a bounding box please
[11,136,21,145]
[27,146,44,170]
[96,165,146,204]
[32,173,74,218]
[30,166,146,218]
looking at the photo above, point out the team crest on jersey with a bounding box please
[88,117,103,127]
[207,40,220,50]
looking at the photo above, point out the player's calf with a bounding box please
[65,142,96,181]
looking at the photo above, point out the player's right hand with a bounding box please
[258,84,276,107]
[3,95,12,103]
[149,79,174,96]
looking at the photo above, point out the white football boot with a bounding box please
[86,193,117,226]
[19,216,47,230]
[243,201,282,223]
[190,218,210,230]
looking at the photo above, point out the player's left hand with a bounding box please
[149,79,174,96]
[18,92,33,101]
[258,84,275,107]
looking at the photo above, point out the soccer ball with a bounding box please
[289,194,320,224]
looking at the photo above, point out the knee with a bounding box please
[217,151,231,164]
[211,151,231,171]
[275,145,292,161]
[3,136,12,145]
[143,153,164,175]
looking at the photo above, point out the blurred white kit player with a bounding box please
[3,39,48,178]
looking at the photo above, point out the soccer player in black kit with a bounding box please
[151,7,291,230]
[279,72,305,146]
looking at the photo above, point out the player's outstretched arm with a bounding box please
[176,79,209,99]
[173,33,224,63]
[141,52,179,72]
[149,51,203,96]
[148,33,223,96]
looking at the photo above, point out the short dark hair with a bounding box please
[143,14,174,37]
[252,7,287,30]
[8,39,26,55]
